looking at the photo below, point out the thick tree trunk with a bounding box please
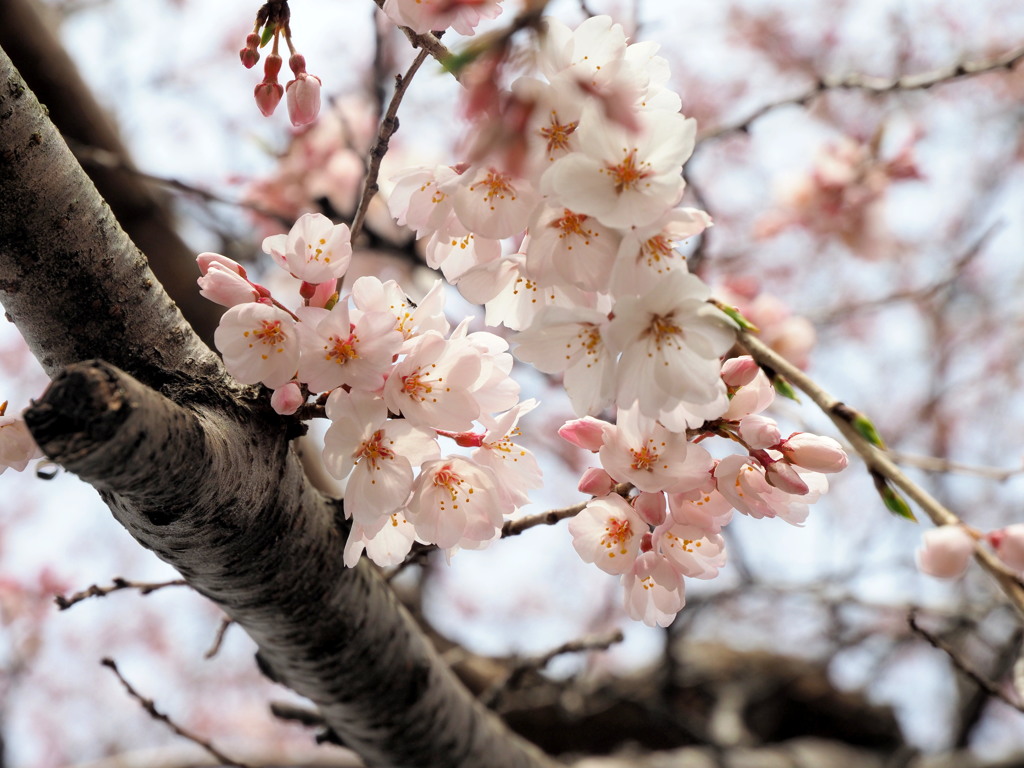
[0,46,557,768]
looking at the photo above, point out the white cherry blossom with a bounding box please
[214,303,300,389]
[620,551,686,628]
[297,303,403,394]
[568,493,644,576]
[262,212,352,285]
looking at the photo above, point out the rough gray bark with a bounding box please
[0,45,558,768]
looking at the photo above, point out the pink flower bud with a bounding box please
[240,46,260,69]
[270,382,304,416]
[197,263,259,307]
[286,73,322,127]
[558,417,608,452]
[263,53,283,80]
[762,459,809,495]
[738,414,781,450]
[254,81,284,116]
[197,251,247,278]
[988,524,1024,573]
[916,526,974,579]
[779,433,849,473]
[722,355,760,388]
[245,33,261,48]
[578,467,615,497]
[308,278,338,309]
[633,491,667,527]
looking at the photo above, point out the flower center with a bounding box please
[606,149,651,194]
[306,236,333,265]
[469,170,517,207]
[355,429,394,471]
[251,320,286,354]
[630,443,659,472]
[603,517,633,556]
[326,332,359,364]
[539,113,579,158]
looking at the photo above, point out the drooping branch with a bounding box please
[0,46,557,768]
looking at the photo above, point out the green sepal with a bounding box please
[873,475,917,521]
[441,48,482,76]
[853,413,886,449]
[717,302,759,332]
[259,24,275,48]
[323,292,340,312]
[772,375,800,402]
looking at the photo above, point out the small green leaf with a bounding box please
[259,24,275,48]
[853,413,886,448]
[772,376,800,402]
[873,475,917,521]
[441,48,482,76]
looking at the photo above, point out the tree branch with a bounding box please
[734,327,1024,618]
[0,46,556,768]
[55,578,188,610]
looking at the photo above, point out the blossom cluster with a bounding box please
[198,212,541,567]
[379,14,851,626]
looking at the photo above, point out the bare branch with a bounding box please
[698,43,1024,142]
[102,657,253,768]
[204,617,235,660]
[54,578,188,611]
[481,629,625,708]
[908,611,1024,713]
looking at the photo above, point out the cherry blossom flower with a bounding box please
[606,271,735,415]
[0,414,42,474]
[542,104,695,229]
[738,414,782,450]
[653,520,726,580]
[262,212,353,285]
[668,488,733,534]
[382,332,482,432]
[721,356,775,421]
[916,525,974,579]
[214,303,300,388]
[405,456,508,550]
[350,276,450,343]
[296,303,403,394]
[598,405,713,494]
[609,207,711,299]
[344,513,418,568]
[472,400,542,509]
[568,493,644,575]
[285,54,322,127]
[620,550,686,627]
[324,389,439,530]
[713,454,827,526]
[381,0,504,36]
[387,165,462,238]
[514,306,615,416]
[524,205,620,293]
[451,166,539,240]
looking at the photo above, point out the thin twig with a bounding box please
[481,629,625,708]
[55,577,188,610]
[890,451,1024,483]
[733,326,1024,617]
[349,48,431,243]
[101,658,253,768]
[698,43,1024,142]
[67,141,293,226]
[204,617,235,659]
[908,610,1024,713]
[501,483,633,538]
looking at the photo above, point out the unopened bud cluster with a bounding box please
[241,1,321,127]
